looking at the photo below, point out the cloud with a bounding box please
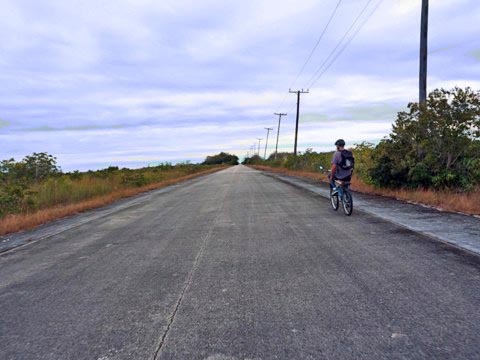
[301,103,403,123]
[0,119,10,129]
[467,48,480,62]
[13,124,127,132]
[1,0,479,169]
[430,45,458,54]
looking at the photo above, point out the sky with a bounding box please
[1,0,479,171]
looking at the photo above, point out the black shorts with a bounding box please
[334,175,351,182]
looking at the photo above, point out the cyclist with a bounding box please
[329,139,354,194]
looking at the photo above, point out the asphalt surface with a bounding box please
[1,165,480,360]
[259,170,480,255]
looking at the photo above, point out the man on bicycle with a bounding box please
[329,139,354,193]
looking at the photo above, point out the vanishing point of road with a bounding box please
[1,166,479,359]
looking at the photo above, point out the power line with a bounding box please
[289,0,344,89]
[275,0,343,112]
[270,0,383,155]
[305,0,374,87]
[309,0,384,88]
[278,0,374,116]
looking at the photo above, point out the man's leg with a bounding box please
[330,177,337,191]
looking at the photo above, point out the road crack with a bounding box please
[152,179,232,359]
[152,223,215,359]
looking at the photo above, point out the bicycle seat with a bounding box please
[335,180,350,186]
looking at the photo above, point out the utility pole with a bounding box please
[264,127,273,160]
[253,143,256,157]
[256,138,262,156]
[274,113,287,160]
[289,89,309,155]
[419,0,428,104]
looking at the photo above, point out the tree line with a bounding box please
[244,87,480,191]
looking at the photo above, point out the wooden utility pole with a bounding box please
[264,127,273,160]
[274,113,287,160]
[419,0,428,104]
[289,89,309,155]
[256,138,262,156]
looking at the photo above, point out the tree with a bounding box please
[242,154,262,165]
[0,158,28,184]
[23,152,59,181]
[203,152,239,165]
[369,87,480,189]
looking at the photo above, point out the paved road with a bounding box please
[263,170,480,255]
[1,166,479,360]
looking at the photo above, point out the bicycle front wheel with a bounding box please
[330,189,339,211]
[342,190,353,216]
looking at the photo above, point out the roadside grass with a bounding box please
[0,166,226,236]
[251,165,480,216]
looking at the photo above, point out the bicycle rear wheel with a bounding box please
[330,189,339,211]
[342,190,353,216]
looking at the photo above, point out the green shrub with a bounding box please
[121,173,148,187]
[368,87,480,190]
[0,185,25,216]
[0,153,220,219]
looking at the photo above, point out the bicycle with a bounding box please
[330,178,353,216]
[320,167,353,216]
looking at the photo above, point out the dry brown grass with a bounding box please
[251,165,480,216]
[0,167,225,236]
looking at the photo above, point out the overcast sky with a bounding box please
[1,0,479,171]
